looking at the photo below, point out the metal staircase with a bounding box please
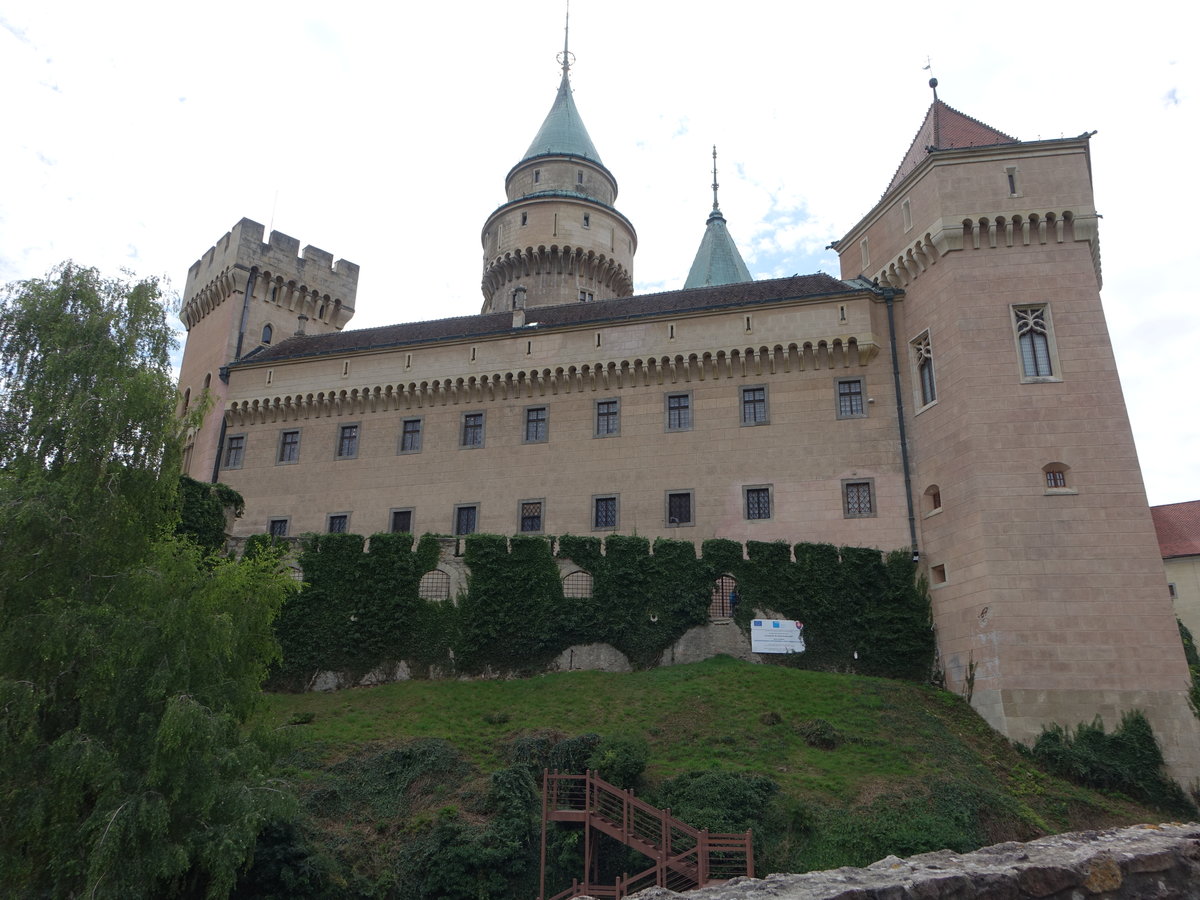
[539,770,754,899]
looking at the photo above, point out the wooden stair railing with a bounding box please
[539,770,753,900]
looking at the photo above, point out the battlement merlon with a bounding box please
[181,218,359,330]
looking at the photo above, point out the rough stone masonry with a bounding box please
[612,823,1200,899]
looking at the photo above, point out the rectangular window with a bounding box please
[666,392,692,432]
[336,423,359,459]
[1046,469,1067,489]
[912,332,936,407]
[268,518,289,538]
[519,499,544,533]
[1169,583,1178,600]
[524,406,548,443]
[390,509,413,533]
[399,418,423,454]
[744,486,772,520]
[843,479,876,518]
[461,412,485,448]
[454,504,478,535]
[665,491,694,527]
[836,378,865,419]
[592,495,618,530]
[277,429,301,464]
[741,386,768,425]
[595,399,620,437]
[222,434,246,469]
[327,514,349,533]
[1013,305,1059,381]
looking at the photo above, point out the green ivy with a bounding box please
[176,474,243,556]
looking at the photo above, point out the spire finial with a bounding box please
[557,2,574,80]
[923,56,938,101]
[711,145,720,212]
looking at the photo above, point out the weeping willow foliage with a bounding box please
[0,264,296,898]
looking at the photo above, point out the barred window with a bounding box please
[666,491,693,527]
[520,500,543,533]
[843,480,874,518]
[390,509,413,533]
[563,571,594,599]
[268,518,289,538]
[593,495,618,530]
[327,514,349,533]
[418,569,451,601]
[745,486,771,520]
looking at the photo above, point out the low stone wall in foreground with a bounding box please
[616,823,1200,899]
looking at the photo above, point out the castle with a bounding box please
[175,43,1200,777]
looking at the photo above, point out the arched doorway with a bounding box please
[709,575,738,620]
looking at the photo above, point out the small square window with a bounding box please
[223,434,246,470]
[595,399,620,437]
[665,490,694,527]
[399,418,423,454]
[579,290,594,302]
[1046,469,1067,489]
[461,412,485,448]
[268,518,289,538]
[843,479,876,518]
[277,429,301,465]
[592,495,619,531]
[519,499,544,533]
[454,504,478,535]
[524,406,548,443]
[390,509,413,533]
[836,378,865,419]
[327,514,349,533]
[744,485,772,520]
[740,386,769,426]
[336,423,360,459]
[666,392,692,432]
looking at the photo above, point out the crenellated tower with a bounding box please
[177,217,358,481]
[479,16,636,312]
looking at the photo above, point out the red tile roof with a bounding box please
[884,100,1018,196]
[1152,501,1200,558]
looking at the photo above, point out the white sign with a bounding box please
[750,619,806,654]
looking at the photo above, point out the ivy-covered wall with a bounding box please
[268,534,934,689]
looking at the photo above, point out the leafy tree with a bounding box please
[0,264,296,898]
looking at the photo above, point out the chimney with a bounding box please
[295,314,309,336]
[511,286,527,328]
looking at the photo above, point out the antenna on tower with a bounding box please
[557,1,575,78]
[711,145,721,212]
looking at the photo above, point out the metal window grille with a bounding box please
[520,501,543,532]
[838,380,863,417]
[594,497,617,528]
[327,515,348,533]
[278,430,300,462]
[844,482,873,517]
[338,425,358,458]
[268,519,288,538]
[462,413,484,447]
[418,569,451,601]
[390,510,412,533]
[667,492,692,525]
[223,435,244,468]
[596,400,619,435]
[741,388,767,424]
[1015,307,1053,377]
[455,506,478,535]
[563,571,594,599]
[525,408,547,442]
[401,419,422,452]
[710,575,738,619]
[746,488,771,520]
[667,394,691,430]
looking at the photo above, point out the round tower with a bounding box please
[480,24,636,313]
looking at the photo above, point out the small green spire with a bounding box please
[684,146,753,289]
[522,6,602,163]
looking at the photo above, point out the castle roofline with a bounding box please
[234,273,861,366]
[1152,500,1200,559]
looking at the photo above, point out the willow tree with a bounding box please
[0,264,295,898]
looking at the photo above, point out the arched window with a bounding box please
[924,484,942,514]
[203,372,212,390]
[181,387,191,413]
[562,570,593,599]
[261,323,273,344]
[1043,463,1071,491]
[1015,306,1052,377]
[418,569,451,601]
[710,575,739,620]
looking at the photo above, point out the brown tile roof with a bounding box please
[1152,500,1200,558]
[240,272,859,364]
[884,100,1018,197]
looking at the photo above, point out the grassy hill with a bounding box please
[241,656,1179,898]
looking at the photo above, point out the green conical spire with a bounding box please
[522,9,603,164]
[684,147,753,289]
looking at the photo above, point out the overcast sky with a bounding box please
[2,1,1197,506]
